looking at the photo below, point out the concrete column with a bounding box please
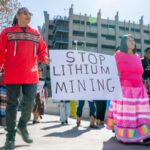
[124,20,126,34]
[115,12,119,48]
[128,21,131,33]
[139,16,144,56]
[43,11,49,46]
[148,24,150,41]
[97,9,101,53]
[84,14,87,51]
[68,5,73,49]
[133,21,135,38]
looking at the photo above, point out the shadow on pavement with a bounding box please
[0,145,30,150]
[41,123,63,130]
[43,126,91,138]
[102,137,150,150]
[28,120,60,126]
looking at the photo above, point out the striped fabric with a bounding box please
[7,32,40,42]
[107,86,150,143]
[0,85,7,126]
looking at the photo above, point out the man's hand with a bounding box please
[44,56,51,65]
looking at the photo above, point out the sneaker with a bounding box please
[65,120,68,124]
[143,138,150,145]
[4,130,16,149]
[61,122,64,125]
[17,127,33,143]
[33,120,40,124]
[89,124,99,129]
[5,139,15,149]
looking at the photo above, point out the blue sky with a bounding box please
[19,0,150,29]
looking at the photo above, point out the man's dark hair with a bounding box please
[144,46,150,53]
[12,7,32,26]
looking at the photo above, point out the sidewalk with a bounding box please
[0,113,149,150]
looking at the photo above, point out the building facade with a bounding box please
[39,6,150,56]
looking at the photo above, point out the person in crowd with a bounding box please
[70,100,77,118]
[0,7,50,149]
[76,100,97,128]
[0,66,7,126]
[59,100,70,125]
[105,100,110,120]
[141,46,150,101]
[94,100,106,128]
[106,34,150,145]
[33,68,48,124]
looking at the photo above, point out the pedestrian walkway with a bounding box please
[0,114,149,150]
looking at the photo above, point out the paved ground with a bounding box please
[0,113,149,150]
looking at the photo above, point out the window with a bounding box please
[119,26,129,31]
[73,20,80,24]
[87,22,97,26]
[86,43,97,48]
[136,48,141,52]
[86,32,97,38]
[144,30,149,34]
[144,40,150,44]
[135,38,140,43]
[73,20,84,25]
[49,25,53,29]
[102,45,115,50]
[101,34,116,41]
[101,24,108,28]
[48,35,53,40]
[109,25,115,29]
[73,31,84,37]
[131,28,140,33]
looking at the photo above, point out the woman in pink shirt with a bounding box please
[107,34,150,145]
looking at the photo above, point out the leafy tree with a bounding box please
[0,0,21,32]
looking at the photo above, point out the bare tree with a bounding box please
[0,0,22,32]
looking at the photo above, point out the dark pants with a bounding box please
[6,84,37,132]
[94,100,106,121]
[77,100,95,118]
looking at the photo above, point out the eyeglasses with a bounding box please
[19,11,33,16]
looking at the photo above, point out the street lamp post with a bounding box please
[74,40,78,50]
[83,41,86,50]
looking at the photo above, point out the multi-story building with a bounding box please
[39,5,150,56]
[38,6,150,95]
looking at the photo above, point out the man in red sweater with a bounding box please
[0,7,50,149]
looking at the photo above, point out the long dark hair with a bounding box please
[12,15,18,26]
[120,34,136,54]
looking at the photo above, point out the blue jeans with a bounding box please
[77,100,95,118]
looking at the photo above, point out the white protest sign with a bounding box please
[50,50,122,100]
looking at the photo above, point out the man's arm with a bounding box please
[37,35,51,64]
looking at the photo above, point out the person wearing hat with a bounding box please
[0,7,50,149]
[141,46,150,101]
